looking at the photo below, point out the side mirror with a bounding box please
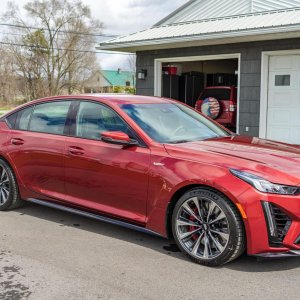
[101,131,138,147]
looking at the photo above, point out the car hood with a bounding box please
[164,135,300,185]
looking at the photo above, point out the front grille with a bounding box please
[262,202,292,247]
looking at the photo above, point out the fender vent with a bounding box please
[262,202,292,247]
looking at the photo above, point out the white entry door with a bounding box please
[267,55,300,144]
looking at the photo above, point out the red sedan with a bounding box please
[0,94,299,266]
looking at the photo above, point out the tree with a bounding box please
[0,45,21,105]
[126,54,136,88]
[3,0,102,100]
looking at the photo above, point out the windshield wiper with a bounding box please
[168,140,192,144]
[202,135,232,141]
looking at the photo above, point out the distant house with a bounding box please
[84,69,135,93]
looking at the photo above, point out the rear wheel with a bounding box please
[172,188,245,266]
[0,159,23,211]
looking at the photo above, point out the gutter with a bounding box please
[97,25,300,52]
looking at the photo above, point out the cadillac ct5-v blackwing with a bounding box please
[0,95,299,266]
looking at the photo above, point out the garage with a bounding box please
[155,55,240,131]
[99,1,300,143]
[265,54,300,144]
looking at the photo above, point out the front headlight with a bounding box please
[230,169,300,195]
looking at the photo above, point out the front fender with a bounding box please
[145,154,250,237]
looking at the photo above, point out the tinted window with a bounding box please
[121,103,229,143]
[17,106,34,130]
[6,112,18,129]
[6,106,34,130]
[200,89,231,100]
[29,101,70,135]
[76,102,131,140]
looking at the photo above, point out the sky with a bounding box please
[0,0,188,70]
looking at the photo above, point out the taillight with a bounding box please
[229,103,236,112]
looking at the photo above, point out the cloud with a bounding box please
[0,0,188,70]
[127,0,167,8]
[85,0,187,35]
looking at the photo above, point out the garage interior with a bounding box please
[161,58,239,130]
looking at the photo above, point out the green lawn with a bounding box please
[0,110,10,116]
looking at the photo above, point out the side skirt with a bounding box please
[27,198,162,237]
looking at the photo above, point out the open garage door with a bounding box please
[157,57,239,131]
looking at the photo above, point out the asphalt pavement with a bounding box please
[0,203,300,300]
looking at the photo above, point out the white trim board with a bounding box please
[259,49,300,139]
[154,53,241,133]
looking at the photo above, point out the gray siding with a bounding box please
[136,38,300,136]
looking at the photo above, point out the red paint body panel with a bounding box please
[6,130,66,200]
[64,137,150,224]
[1,94,300,257]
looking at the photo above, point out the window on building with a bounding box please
[275,75,291,86]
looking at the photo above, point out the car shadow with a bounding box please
[14,203,300,273]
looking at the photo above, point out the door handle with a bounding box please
[68,146,85,156]
[11,138,24,145]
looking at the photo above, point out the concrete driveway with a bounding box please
[0,203,299,300]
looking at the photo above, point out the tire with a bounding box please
[172,187,245,266]
[0,159,23,211]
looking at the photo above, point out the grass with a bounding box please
[0,105,17,116]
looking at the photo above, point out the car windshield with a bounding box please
[121,103,230,143]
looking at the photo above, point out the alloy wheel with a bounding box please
[0,167,10,205]
[175,196,230,260]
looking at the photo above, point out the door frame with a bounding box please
[260,49,300,139]
[154,53,241,133]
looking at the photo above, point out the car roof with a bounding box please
[30,94,172,105]
[0,94,178,119]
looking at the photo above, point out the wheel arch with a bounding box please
[165,184,247,240]
[0,153,26,194]
[0,154,14,168]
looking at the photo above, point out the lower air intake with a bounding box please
[262,202,292,247]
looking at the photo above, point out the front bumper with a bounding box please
[253,250,300,258]
[236,187,300,256]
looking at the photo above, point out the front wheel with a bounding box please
[172,188,245,266]
[0,159,23,211]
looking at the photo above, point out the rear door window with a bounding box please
[29,101,71,135]
[17,106,34,130]
[6,106,34,130]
